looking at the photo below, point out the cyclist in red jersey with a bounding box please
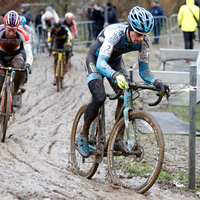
[0,10,33,106]
[63,12,77,38]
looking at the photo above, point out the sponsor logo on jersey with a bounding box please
[108,30,124,43]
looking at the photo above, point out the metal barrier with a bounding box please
[35,25,46,53]
[148,16,170,44]
[169,14,182,44]
[75,20,95,44]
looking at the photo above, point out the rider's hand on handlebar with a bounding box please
[112,72,129,90]
[25,63,32,74]
[153,79,170,96]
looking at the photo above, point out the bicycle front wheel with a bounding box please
[107,111,164,194]
[1,87,10,142]
[71,104,99,178]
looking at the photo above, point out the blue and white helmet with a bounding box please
[128,6,154,35]
[20,16,26,26]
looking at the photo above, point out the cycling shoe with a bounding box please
[78,134,90,158]
[114,138,129,153]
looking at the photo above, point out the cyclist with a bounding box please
[47,18,73,84]
[78,6,170,158]
[63,12,77,38]
[41,6,59,38]
[0,10,33,106]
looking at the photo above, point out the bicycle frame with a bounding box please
[55,51,64,79]
[88,82,164,153]
[88,88,133,152]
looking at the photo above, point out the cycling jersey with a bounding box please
[48,25,72,41]
[41,11,59,30]
[63,19,77,36]
[0,25,33,66]
[47,25,73,50]
[86,23,155,85]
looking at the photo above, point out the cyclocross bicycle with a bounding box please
[53,49,65,92]
[0,65,28,142]
[71,82,170,194]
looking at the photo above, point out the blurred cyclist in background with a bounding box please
[47,18,73,84]
[63,12,77,38]
[41,6,59,35]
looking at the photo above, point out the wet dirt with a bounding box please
[0,50,199,199]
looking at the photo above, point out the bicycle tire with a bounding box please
[107,111,164,194]
[71,104,99,178]
[1,87,10,142]
[68,57,71,70]
[60,60,63,89]
[56,60,61,92]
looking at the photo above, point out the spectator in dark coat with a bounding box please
[20,6,34,25]
[86,3,97,47]
[0,13,5,25]
[92,5,105,38]
[149,0,165,44]
[106,2,119,24]
[35,8,45,33]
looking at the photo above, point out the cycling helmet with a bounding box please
[45,11,54,19]
[46,6,53,12]
[65,12,74,19]
[4,10,20,28]
[54,18,63,28]
[20,16,26,26]
[128,6,154,34]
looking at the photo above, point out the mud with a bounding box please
[0,50,199,199]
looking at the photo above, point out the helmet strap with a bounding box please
[127,29,133,43]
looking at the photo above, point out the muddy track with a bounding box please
[0,51,198,200]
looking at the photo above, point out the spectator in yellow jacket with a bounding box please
[178,0,199,52]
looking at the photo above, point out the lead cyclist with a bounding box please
[78,6,170,158]
[0,10,33,106]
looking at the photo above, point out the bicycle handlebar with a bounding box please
[51,48,65,52]
[108,82,164,106]
[0,66,27,72]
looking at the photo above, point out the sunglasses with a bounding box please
[135,31,146,37]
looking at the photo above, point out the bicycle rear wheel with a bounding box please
[60,60,63,89]
[107,111,164,194]
[1,87,10,142]
[56,60,61,92]
[71,104,99,178]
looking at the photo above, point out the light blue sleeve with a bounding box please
[96,54,115,78]
[138,60,155,85]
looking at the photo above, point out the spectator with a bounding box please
[178,0,199,61]
[63,12,78,38]
[20,5,34,25]
[35,9,45,52]
[106,2,119,24]
[35,8,45,33]
[0,13,5,25]
[92,5,105,38]
[149,0,165,44]
[86,3,97,47]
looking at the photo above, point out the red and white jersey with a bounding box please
[0,25,33,66]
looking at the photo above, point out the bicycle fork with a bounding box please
[56,53,63,78]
